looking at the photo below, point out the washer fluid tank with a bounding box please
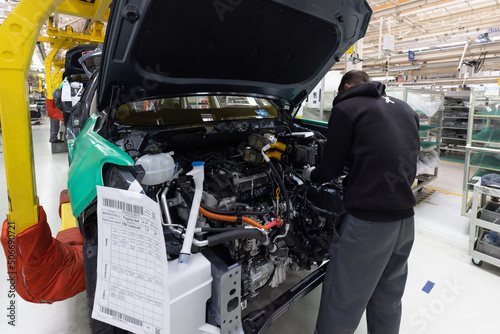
[135,152,175,185]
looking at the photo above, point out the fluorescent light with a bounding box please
[436,41,467,48]
[388,65,422,71]
[372,76,396,81]
[366,65,421,74]
[468,83,499,88]
[426,61,461,68]
[401,46,430,52]
[435,85,460,88]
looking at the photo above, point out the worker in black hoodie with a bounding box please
[303,70,420,334]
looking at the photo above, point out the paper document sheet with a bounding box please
[92,186,170,334]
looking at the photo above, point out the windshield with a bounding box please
[115,96,278,126]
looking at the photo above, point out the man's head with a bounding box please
[338,70,371,94]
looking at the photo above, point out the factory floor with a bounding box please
[0,120,499,334]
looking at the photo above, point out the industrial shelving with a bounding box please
[462,87,500,216]
[386,88,444,192]
[439,91,470,153]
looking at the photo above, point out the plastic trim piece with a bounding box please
[67,114,134,216]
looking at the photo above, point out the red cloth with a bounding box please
[46,98,64,121]
[1,206,86,303]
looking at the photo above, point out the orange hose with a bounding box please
[266,150,282,161]
[199,207,272,230]
[270,142,287,152]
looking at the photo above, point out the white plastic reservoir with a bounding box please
[135,152,175,185]
[168,253,219,334]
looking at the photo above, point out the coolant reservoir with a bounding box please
[135,152,175,185]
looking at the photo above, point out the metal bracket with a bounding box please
[242,264,327,334]
[204,249,244,334]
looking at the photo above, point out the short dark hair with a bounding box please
[338,70,371,94]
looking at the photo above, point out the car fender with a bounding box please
[67,113,134,217]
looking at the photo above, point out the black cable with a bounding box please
[281,125,293,134]
[475,52,487,73]
[253,265,277,294]
[306,199,334,217]
[267,160,290,239]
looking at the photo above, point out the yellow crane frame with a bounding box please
[0,0,111,235]
[40,19,105,99]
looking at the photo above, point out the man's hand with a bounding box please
[302,165,316,182]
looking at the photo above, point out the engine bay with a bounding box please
[79,115,344,333]
[106,121,342,296]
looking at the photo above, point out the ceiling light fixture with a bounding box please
[388,65,422,71]
[366,65,422,73]
[372,76,396,81]
[401,46,430,52]
[436,41,467,48]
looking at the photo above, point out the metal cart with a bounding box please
[469,183,500,268]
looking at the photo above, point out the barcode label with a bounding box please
[100,306,143,326]
[103,198,144,215]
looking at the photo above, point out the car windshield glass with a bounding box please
[115,96,278,126]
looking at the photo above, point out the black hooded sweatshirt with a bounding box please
[310,81,420,222]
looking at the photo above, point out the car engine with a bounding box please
[84,121,344,332]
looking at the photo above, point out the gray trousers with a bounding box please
[49,118,60,142]
[315,213,414,334]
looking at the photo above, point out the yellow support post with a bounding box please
[35,75,44,94]
[43,38,64,99]
[0,0,64,235]
[59,202,78,231]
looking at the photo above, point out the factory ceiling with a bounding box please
[1,0,499,85]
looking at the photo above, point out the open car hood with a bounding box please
[98,0,372,110]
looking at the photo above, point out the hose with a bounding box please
[305,199,334,217]
[179,162,205,264]
[207,229,277,254]
[283,229,313,256]
[200,204,272,216]
[159,185,174,226]
[199,207,281,230]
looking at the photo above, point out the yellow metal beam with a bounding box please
[0,0,65,234]
[44,25,106,44]
[40,19,105,98]
[93,0,112,22]
[55,0,111,21]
